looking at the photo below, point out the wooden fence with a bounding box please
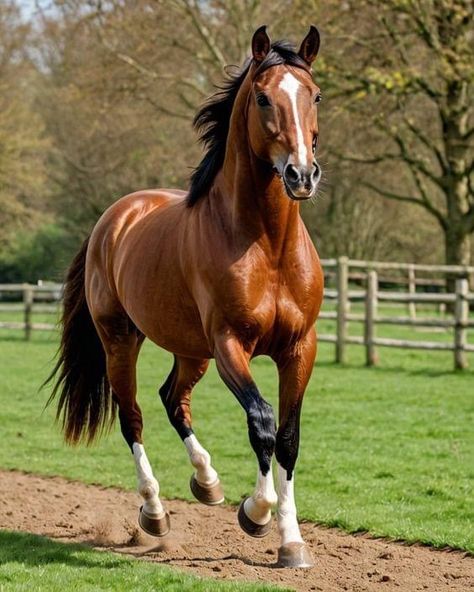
[319,257,474,370]
[1,257,474,369]
[0,283,62,339]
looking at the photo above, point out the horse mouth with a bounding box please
[282,178,315,201]
[272,166,316,201]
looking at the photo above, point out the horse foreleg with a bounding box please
[274,328,316,567]
[214,334,277,537]
[159,356,223,505]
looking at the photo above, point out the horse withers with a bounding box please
[47,25,324,568]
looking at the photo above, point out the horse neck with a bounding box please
[215,79,301,259]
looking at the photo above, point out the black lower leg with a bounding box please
[158,357,177,403]
[165,407,194,440]
[275,403,302,480]
[158,357,193,441]
[235,384,276,475]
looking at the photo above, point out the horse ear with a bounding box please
[298,25,320,65]
[252,25,271,63]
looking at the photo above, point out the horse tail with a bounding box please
[45,238,116,445]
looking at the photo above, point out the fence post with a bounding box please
[23,285,33,341]
[454,278,468,370]
[408,264,416,320]
[336,256,349,364]
[365,270,378,366]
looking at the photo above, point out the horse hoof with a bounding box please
[190,475,224,506]
[138,506,170,537]
[277,542,314,568]
[237,497,272,538]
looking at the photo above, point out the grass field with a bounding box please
[1,300,473,557]
[0,531,283,592]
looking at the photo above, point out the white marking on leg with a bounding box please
[132,442,164,516]
[244,467,278,525]
[279,72,307,167]
[184,434,218,486]
[277,463,304,545]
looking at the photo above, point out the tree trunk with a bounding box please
[444,224,471,298]
[444,225,471,268]
[441,73,472,293]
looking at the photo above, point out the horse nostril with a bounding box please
[284,164,300,184]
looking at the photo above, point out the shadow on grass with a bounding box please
[0,530,123,569]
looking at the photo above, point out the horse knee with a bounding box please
[247,399,276,474]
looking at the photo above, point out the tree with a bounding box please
[35,0,305,238]
[0,0,50,254]
[10,0,469,278]
[320,0,474,268]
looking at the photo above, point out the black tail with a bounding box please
[45,238,116,444]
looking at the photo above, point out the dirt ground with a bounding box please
[0,471,472,592]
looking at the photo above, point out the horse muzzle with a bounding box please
[282,162,320,201]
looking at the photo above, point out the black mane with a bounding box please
[186,40,309,206]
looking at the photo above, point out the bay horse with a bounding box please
[48,25,323,568]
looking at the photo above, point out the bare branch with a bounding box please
[362,181,447,229]
[409,167,447,228]
[177,0,227,69]
[400,112,448,174]
[111,50,168,81]
[376,120,445,190]
[462,127,474,142]
[463,202,474,233]
[333,152,399,165]
[142,96,190,120]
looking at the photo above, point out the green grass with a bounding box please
[0,531,283,591]
[0,312,473,555]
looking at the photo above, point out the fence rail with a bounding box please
[0,283,62,339]
[1,258,473,370]
[319,257,473,370]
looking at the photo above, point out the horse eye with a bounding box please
[314,94,322,104]
[256,93,271,107]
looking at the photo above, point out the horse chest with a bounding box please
[222,267,317,347]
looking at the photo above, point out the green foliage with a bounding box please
[0,224,79,283]
[0,329,472,552]
[0,1,50,253]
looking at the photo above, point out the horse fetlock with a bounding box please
[190,449,211,470]
[253,489,278,508]
[243,497,272,525]
[139,477,159,500]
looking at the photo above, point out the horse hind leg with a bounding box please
[159,355,224,505]
[97,316,170,537]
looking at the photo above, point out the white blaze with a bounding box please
[278,72,307,167]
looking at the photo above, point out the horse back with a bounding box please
[85,188,213,357]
